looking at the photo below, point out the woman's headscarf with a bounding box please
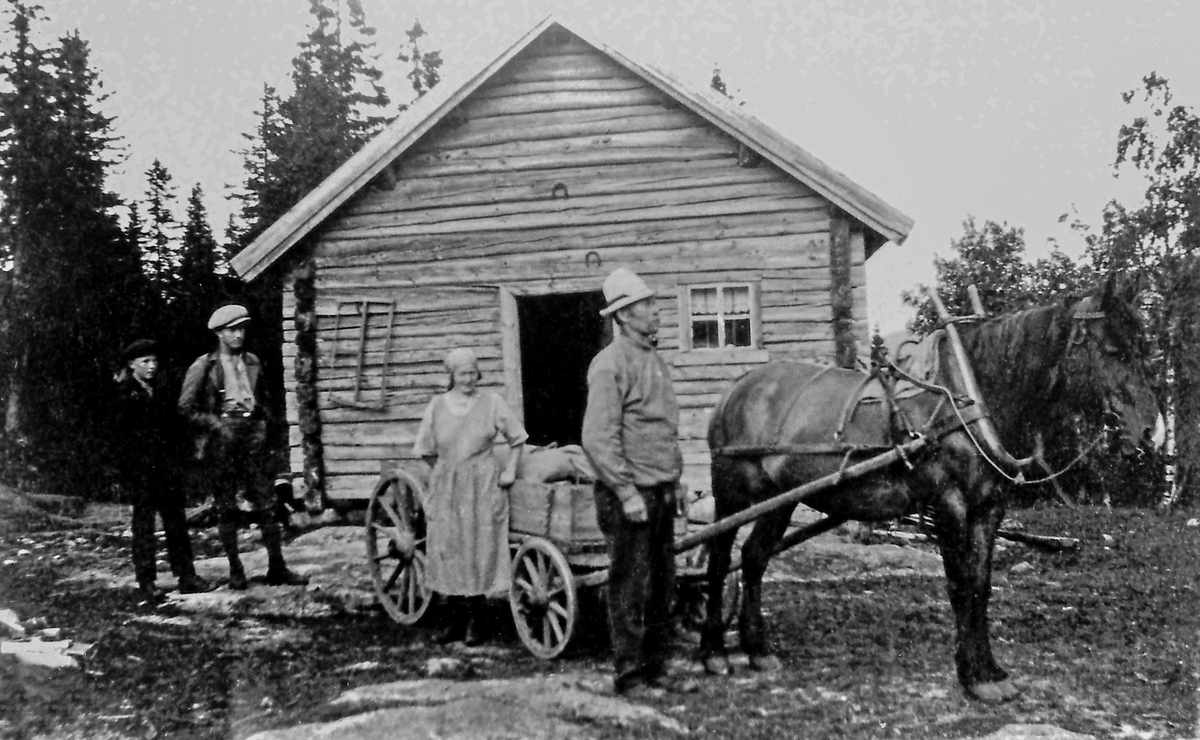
[444,348,479,374]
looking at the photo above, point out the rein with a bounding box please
[910,302,1113,486]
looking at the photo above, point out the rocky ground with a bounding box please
[0,486,1195,739]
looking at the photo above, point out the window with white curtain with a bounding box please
[685,284,758,350]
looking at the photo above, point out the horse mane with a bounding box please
[957,296,1079,436]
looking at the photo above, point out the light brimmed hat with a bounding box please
[599,268,656,317]
[207,304,251,331]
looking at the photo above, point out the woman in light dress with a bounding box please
[413,348,526,645]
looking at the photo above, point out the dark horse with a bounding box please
[698,276,1164,702]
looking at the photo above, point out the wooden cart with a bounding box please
[364,463,738,659]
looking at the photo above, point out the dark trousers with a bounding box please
[129,475,196,587]
[595,482,677,686]
[209,416,284,567]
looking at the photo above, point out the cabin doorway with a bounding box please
[516,291,609,446]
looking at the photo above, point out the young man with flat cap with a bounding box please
[179,305,307,590]
[582,268,698,697]
[115,339,211,600]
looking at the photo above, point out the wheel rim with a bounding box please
[365,473,431,625]
[509,537,576,659]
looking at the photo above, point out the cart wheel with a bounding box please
[509,537,577,659]
[365,470,432,625]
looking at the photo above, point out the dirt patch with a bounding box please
[0,488,1195,740]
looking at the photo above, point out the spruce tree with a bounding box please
[175,184,227,365]
[0,6,146,495]
[143,158,181,298]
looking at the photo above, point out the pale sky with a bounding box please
[20,0,1199,332]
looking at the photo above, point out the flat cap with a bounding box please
[120,339,158,365]
[207,304,251,331]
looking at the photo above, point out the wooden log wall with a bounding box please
[281,30,869,501]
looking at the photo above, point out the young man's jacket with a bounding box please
[178,350,268,459]
[114,373,185,482]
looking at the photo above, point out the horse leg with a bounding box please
[934,486,1017,703]
[739,506,793,672]
[698,526,737,675]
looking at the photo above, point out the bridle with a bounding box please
[899,301,1120,486]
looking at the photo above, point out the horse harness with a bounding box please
[712,302,1115,488]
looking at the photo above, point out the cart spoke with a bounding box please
[513,576,536,599]
[543,576,565,598]
[378,488,408,532]
[402,569,416,610]
[545,612,565,645]
[384,562,404,592]
[548,601,570,620]
[532,552,548,585]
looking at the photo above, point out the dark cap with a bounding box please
[120,339,158,365]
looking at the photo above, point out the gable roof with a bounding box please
[231,15,914,282]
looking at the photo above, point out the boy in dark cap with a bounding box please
[179,305,307,589]
[114,339,211,600]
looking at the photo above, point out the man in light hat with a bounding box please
[582,268,697,697]
[179,304,307,589]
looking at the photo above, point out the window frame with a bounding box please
[680,282,761,352]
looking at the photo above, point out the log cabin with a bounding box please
[230,16,914,510]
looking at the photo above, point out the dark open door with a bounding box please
[516,291,609,446]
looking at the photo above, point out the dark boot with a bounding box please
[435,600,467,644]
[463,597,487,646]
[178,574,214,594]
[263,525,308,586]
[138,581,167,603]
[228,557,248,590]
[219,520,247,590]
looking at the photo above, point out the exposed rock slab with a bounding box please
[967,725,1096,740]
[244,674,687,740]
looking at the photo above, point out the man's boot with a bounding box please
[263,525,308,587]
[178,573,214,594]
[219,521,248,590]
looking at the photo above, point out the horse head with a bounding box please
[1056,273,1164,453]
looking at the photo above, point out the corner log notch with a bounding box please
[829,206,861,369]
[292,256,327,509]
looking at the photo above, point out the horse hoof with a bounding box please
[748,654,782,673]
[702,655,732,676]
[968,680,1019,703]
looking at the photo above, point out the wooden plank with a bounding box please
[397,142,735,180]
[351,157,799,215]
[457,86,669,119]
[327,474,381,500]
[317,253,834,293]
[318,234,832,285]
[671,349,770,367]
[498,288,524,423]
[672,364,760,382]
[469,75,646,101]
[319,330,502,358]
[419,106,697,153]
[316,210,829,262]
[332,179,815,234]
